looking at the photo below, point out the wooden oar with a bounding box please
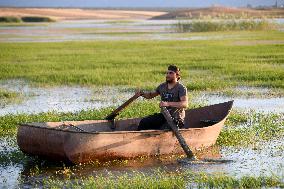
[105,93,141,120]
[161,107,196,160]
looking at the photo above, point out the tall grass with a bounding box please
[21,16,55,22]
[0,16,21,23]
[0,31,283,90]
[0,16,54,23]
[173,19,278,32]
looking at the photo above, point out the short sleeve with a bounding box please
[178,84,187,98]
[155,84,161,94]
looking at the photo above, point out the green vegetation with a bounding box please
[0,89,18,99]
[0,31,283,90]
[21,16,55,22]
[0,16,21,23]
[38,170,284,188]
[0,16,54,23]
[0,89,21,106]
[218,111,284,147]
[173,19,278,32]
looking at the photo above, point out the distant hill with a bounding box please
[151,6,284,19]
[0,8,166,20]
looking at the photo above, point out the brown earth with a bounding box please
[152,6,284,19]
[0,8,167,20]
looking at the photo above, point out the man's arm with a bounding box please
[142,91,159,99]
[136,89,159,99]
[160,95,188,109]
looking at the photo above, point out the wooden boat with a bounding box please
[17,101,233,164]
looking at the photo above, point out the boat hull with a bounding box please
[17,101,233,164]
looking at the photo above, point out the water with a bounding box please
[1,18,283,42]
[196,94,284,113]
[0,80,132,115]
[1,80,283,115]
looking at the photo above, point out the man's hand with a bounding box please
[135,89,144,97]
[137,89,159,99]
[159,101,169,107]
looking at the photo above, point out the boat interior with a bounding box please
[22,101,233,133]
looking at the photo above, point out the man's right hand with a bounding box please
[135,89,145,97]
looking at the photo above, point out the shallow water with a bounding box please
[0,18,283,42]
[1,80,284,115]
[196,94,284,113]
[0,80,132,115]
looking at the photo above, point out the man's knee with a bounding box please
[138,113,165,131]
[138,118,149,130]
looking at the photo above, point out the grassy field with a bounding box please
[0,30,283,91]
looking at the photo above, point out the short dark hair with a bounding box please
[168,65,181,80]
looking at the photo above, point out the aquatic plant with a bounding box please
[0,16,21,23]
[173,19,278,32]
[21,16,55,23]
[33,170,284,188]
[218,111,284,147]
[0,89,19,99]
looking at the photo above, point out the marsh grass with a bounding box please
[37,170,284,188]
[0,31,283,90]
[0,16,21,23]
[173,19,279,32]
[218,111,284,147]
[0,89,18,99]
[21,16,55,23]
[0,16,54,23]
[0,89,22,107]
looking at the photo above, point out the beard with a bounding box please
[166,78,174,83]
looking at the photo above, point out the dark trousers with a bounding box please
[138,113,184,131]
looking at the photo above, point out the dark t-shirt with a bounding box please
[156,82,187,123]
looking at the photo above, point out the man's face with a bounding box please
[166,70,177,83]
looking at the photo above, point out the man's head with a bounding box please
[166,65,181,83]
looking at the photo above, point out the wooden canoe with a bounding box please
[17,101,233,164]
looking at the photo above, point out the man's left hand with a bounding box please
[160,101,169,107]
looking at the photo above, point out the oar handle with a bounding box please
[161,107,196,159]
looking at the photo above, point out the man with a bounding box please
[137,65,188,130]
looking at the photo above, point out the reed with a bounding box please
[173,19,278,32]
[21,16,55,22]
[0,16,21,23]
